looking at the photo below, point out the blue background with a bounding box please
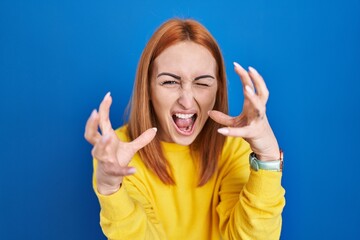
[1,0,359,239]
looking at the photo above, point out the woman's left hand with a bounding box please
[208,62,280,161]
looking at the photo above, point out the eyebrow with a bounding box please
[157,72,181,79]
[157,72,215,81]
[194,75,215,81]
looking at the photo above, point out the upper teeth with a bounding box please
[175,113,194,119]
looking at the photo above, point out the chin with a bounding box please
[171,131,200,146]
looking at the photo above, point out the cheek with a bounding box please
[151,91,173,119]
[196,88,218,109]
[152,97,165,116]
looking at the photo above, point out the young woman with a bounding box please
[85,18,285,239]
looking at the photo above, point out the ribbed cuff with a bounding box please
[95,185,135,221]
[245,169,284,197]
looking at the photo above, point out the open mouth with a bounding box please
[172,113,197,135]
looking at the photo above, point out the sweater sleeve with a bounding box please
[216,139,286,240]
[92,159,166,240]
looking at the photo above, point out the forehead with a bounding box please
[153,41,217,76]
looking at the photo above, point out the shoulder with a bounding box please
[218,136,251,170]
[222,136,251,157]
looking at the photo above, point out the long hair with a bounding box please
[127,18,228,186]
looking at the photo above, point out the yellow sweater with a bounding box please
[93,126,285,240]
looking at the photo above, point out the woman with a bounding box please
[85,18,285,239]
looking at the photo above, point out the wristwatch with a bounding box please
[249,151,283,172]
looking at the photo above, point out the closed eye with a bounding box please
[194,75,215,88]
[195,82,210,87]
[160,80,179,86]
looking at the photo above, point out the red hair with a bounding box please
[127,18,228,186]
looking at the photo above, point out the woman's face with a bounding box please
[150,41,218,145]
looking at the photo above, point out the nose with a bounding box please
[177,86,195,109]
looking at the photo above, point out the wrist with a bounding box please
[97,181,122,195]
[256,151,280,161]
[254,142,280,161]
[96,172,123,195]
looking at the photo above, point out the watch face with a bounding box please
[250,154,259,171]
[254,161,259,171]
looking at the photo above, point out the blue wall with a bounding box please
[1,0,359,239]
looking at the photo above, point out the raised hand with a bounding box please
[84,93,157,195]
[208,62,280,161]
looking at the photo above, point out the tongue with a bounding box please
[174,117,193,129]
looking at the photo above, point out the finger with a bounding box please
[233,62,265,115]
[217,125,252,138]
[84,109,102,145]
[244,86,266,119]
[98,92,113,134]
[91,134,112,160]
[248,66,269,103]
[208,110,235,126]
[98,160,136,177]
[115,166,137,176]
[233,62,254,91]
[129,128,157,152]
[94,135,136,177]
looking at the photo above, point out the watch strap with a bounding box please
[249,151,283,172]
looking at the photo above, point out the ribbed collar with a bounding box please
[160,141,191,153]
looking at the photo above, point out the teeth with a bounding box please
[175,113,194,119]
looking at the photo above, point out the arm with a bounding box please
[209,63,285,239]
[93,159,166,240]
[85,93,163,239]
[217,145,285,239]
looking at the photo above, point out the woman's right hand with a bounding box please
[84,92,157,195]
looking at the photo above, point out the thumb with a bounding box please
[130,128,157,152]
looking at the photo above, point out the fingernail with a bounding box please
[152,127,157,132]
[90,109,97,118]
[217,128,229,135]
[233,62,241,69]
[128,168,136,174]
[248,66,258,74]
[245,85,255,96]
[104,92,111,99]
